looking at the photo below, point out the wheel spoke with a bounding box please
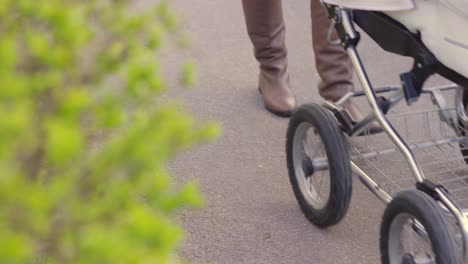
[413,255,435,264]
[309,140,322,159]
[316,171,325,199]
[302,128,320,159]
[301,138,308,157]
[308,177,314,196]
[302,127,329,206]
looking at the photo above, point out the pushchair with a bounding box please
[286,1,468,263]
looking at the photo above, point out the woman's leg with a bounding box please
[310,0,354,102]
[241,0,296,117]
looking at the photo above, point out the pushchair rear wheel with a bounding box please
[286,104,352,227]
[380,190,459,264]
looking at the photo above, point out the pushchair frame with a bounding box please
[288,4,468,262]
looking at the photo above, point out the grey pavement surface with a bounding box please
[164,1,450,264]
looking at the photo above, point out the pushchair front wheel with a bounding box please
[286,104,352,227]
[380,190,459,264]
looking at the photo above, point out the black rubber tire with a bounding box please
[380,190,459,264]
[286,104,352,228]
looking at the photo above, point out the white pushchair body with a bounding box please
[325,0,468,79]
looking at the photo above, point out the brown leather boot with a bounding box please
[310,0,381,134]
[311,0,354,102]
[242,0,296,117]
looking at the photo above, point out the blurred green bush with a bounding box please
[0,0,219,263]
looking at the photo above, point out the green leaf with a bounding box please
[45,119,84,164]
[0,230,33,263]
[26,30,50,60]
[60,88,91,118]
[181,60,197,87]
[157,2,179,30]
[198,121,222,141]
[179,181,204,207]
[0,36,17,70]
[0,73,29,99]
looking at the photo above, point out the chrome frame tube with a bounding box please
[338,8,468,260]
[335,92,354,106]
[340,10,425,183]
[350,90,405,137]
[421,83,460,93]
[349,115,377,137]
[325,8,468,261]
[456,86,468,125]
[351,162,393,204]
